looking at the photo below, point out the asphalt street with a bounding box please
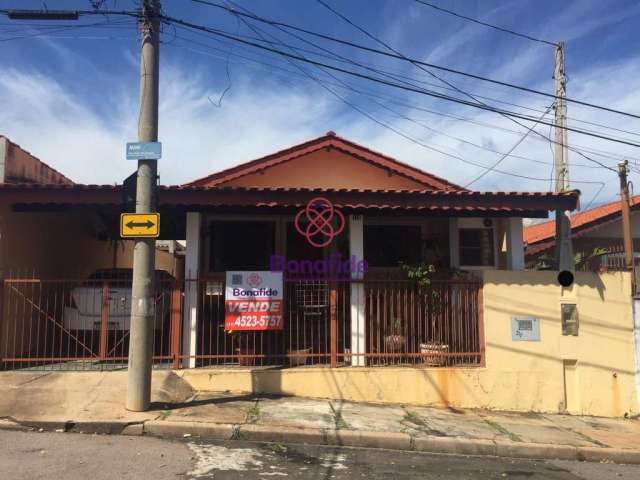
[1,429,640,479]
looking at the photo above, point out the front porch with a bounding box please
[0,185,576,372]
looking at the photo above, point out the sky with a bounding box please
[1,0,639,211]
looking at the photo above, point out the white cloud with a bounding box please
[1,25,639,213]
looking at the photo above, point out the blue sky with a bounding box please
[1,0,639,211]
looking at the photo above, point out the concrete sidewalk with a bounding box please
[1,371,640,464]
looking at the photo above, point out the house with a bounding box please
[524,195,640,270]
[1,132,637,417]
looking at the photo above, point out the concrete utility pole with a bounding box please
[618,161,634,270]
[553,41,574,273]
[126,0,161,412]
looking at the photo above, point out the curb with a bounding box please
[0,419,143,435]
[137,420,640,465]
[4,419,640,465]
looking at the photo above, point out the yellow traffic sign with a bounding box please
[120,213,160,238]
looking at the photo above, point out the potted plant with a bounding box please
[383,316,406,351]
[287,346,311,367]
[223,328,256,366]
[399,262,455,365]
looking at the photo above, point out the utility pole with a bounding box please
[553,41,574,274]
[618,161,634,270]
[126,0,160,412]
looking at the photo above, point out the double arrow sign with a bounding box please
[120,213,160,238]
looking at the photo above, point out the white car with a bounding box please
[63,269,174,331]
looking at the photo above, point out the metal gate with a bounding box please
[0,274,180,370]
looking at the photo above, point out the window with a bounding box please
[364,225,422,267]
[561,304,578,336]
[459,228,495,267]
[208,221,275,272]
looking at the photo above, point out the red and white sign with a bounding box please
[225,271,283,331]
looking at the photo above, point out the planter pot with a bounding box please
[384,334,406,351]
[288,348,311,367]
[420,342,449,366]
[235,347,256,366]
[344,348,352,365]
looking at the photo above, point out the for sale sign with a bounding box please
[225,271,284,331]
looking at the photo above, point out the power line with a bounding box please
[170,29,626,171]
[189,0,640,120]
[412,0,557,46]
[464,105,555,187]
[313,0,620,173]
[168,14,602,187]
[0,17,137,42]
[179,14,640,141]
[161,13,640,153]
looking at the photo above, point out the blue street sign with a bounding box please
[126,142,162,160]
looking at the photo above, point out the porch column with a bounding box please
[506,217,525,270]
[349,214,366,367]
[449,218,460,268]
[183,212,201,368]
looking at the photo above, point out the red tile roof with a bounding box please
[0,183,579,215]
[524,194,640,246]
[184,131,463,191]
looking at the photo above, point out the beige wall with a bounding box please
[179,270,638,418]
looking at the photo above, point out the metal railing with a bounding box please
[0,272,179,371]
[363,280,483,367]
[1,274,483,370]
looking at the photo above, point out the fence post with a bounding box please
[0,278,4,365]
[170,282,183,369]
[99,281,109,360]
[330,287,337,368]
[477,282,485,367]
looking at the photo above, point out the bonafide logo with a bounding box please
[294,197,345,248]
[247,273,263,288]
[273,198,368,279]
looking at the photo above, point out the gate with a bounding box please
[0,274,180,371]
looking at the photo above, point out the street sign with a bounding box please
[120,213,160,238]
[126,142,162,160]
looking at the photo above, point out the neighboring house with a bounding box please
[0,135,73,185]
[524,195,640,270]
[0,136,179,278]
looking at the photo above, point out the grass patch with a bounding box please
[333,411,349,430]
[483,419,522,443]
[245,403,260,424]
[329,402,349,430]
[273,443,288,454]
[574,430,608,447]
[403,410,427,427]
[231,425,243,440]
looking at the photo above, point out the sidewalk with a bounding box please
[1,371,640,464]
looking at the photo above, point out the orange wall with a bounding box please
[0,208,178,279]
[219,149,427,190]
